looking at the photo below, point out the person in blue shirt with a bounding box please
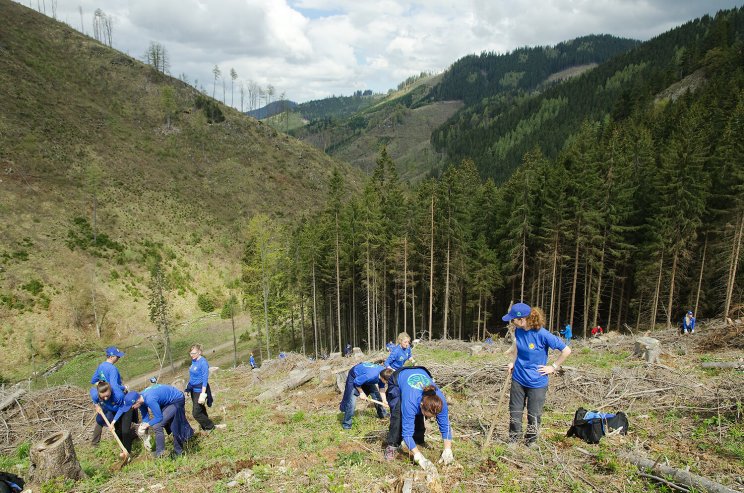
[89,346,127,446]
[485,336,494,345]
[381,367,453,468]
[386,341,395,352]
[339,362,389,429]
[560,323,572,345]
[344,343,353,357]
[185,344,215,431]
[249,352,256,369]
[385,332,415,370]
[118,385,194,458]
[682,311,696,334]
[502,303,571,445]
[89,381,137,457]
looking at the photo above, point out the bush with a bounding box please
[197,293,216,312]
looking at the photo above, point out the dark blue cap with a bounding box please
[106,346,125,358]
[502,302,531,322]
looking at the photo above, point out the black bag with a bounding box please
[0,472,24,493]
[566,407,629,444]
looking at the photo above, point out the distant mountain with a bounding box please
[245,99,297,119]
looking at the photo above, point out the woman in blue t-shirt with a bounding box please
[502,302,571,445]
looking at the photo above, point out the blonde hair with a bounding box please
[397,332,411,344]
[526,307,546,330]
[190,344,202,352]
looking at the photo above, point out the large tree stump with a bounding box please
[29,431,85,483]
[634,337,661,364]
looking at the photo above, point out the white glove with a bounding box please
[413,452,434,471]
[438,448,454,465]
[137,422,149,436]
[198,392,207,405]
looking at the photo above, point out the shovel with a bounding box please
[361,396,389,408]
[96,407,130,469]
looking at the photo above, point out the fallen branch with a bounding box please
[621,452,740,493]
[0,388,27,412]
[701,362,744,369]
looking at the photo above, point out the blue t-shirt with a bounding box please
[352,363,386,388]
[513,328,566,389]
[398,368,451,450]
[90,361,126,404]
[138,384,184,426]
[188,356,210,392]
[385,345,412,370]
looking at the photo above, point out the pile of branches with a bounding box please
[697,319,744,350]
[0,384,91,454]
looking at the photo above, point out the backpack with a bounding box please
[566,407,629,444]
[0,472,24,493]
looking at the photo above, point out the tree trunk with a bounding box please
[666,250,679,330]
[569,222,580,332]
[606,276,615,334]
[724,212,744,321]
[312,261,319,359]
[300,293,306,356]
[650,251,664,329]
[411,282,416,340]
[231,306,237,368]
[30,431,85,483]
[366,246,371,351]
[404,236,408,334]
[622,452,739,493]
[335,213,342,354]
[592,236,607,328]
[443,239,451,339]
[429,193,435,341]
[549,234,559,332]
[694,233,707,317]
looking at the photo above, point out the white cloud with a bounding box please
[32,0,744,105]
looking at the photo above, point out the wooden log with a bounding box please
[701,362,744,369]
[256,369,313,401]
[0,388,27,412]
[29,431,86,483]
[622,453,740,493]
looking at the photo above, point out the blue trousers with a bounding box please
[151,396,192,457]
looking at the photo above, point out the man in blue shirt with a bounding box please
[89,346,127,446]
[381,367,453,468]
[560,323,572,345]
[339,362,389,429]
[118,385,194,458]
[249,352,256,369]
[185,344,215,431]
[385,333,415,370]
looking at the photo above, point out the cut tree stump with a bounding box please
[633,337,661,364]
[256,369,312,401]
[29,431,85,483]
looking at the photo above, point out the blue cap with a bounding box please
[118,391,140,413]
[687,311,693,315]
[502,302,531,322]
[106,346,125,358]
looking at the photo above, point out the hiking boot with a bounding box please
[384,445,396,461]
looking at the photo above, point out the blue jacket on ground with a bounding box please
[394,368,451,451]
[513,327,566,389]
[136,384,186,427]
[385,345,412,370]
[90,361,126,404]
[188,356,210,392]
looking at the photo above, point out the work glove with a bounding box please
[198,392,207,405]
[137,422,149,436]
[413,452,434,471]
[438,448,454,465]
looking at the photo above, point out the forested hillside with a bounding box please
[0,0,361,381]
[248,9,743,357]
[432,8,744,183]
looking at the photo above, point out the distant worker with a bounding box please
[502,303,571,445]
[185,344,215,431]
[279,352,286,359]
[485,336,494,345]
[682,311,696,334]
[590,325,604,337]
[249,352,256,369]
[385,332,415,370]
[381,367,453,467]
[119,385,194,459]
[339,362,389,429]
[344,343,353,357]
[90,346,127,446]
[386,341,395,352]
[90,381,137,457]
[560,323,573,345]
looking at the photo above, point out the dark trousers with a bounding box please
[94,408,137,453]
[190,392,214,430]
[385,398,425,448]
[152,402,179,457]
[508,380,548,444]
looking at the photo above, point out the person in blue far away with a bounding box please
[386,340,395,352]
[339,362,389,429]
[682,310,696,334]
[385,332,415,370]
[249,352,256,369]
[560,323,573,345]
[90,346,127,446]
[503,303,571,445]
[118,385,194,459]
[185,344,215,431]
[381,366,453,467]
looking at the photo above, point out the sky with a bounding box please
[23,0,744,106]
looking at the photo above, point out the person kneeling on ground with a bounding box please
[90,381,137,458]
[117,385,194,459]
[339,362,389,429]
[381,367,453,468]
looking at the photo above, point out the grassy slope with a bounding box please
[2,330,741,492]
[0,0,362,381]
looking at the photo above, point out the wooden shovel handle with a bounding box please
[96,407,129,457]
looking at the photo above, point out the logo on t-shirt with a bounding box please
[362,362,376,368]
[528,343,535,350]
[406,373,432,390]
